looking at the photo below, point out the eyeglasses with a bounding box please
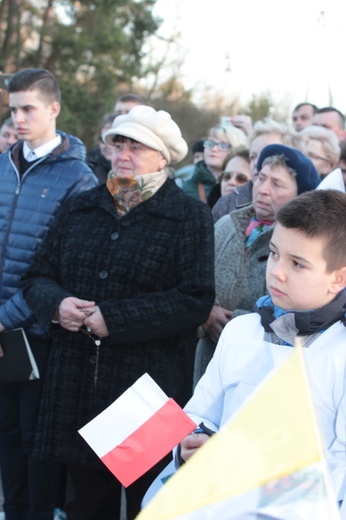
[307,151,330,163]
[204,140,231,151]
[221,172,249,183]
[80,326,101,388]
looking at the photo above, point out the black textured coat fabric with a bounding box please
[23,179,215,468]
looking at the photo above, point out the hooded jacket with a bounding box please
[0,131,97,336]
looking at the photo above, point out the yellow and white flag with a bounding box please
[137,347,340,519]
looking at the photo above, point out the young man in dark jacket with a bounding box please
[0,68,97,520]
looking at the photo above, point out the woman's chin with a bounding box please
[222,187,235,196]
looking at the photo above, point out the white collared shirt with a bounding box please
[23,134,62,162]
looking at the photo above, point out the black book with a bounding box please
[0,328,40,383]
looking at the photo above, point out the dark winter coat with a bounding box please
[23,179,215,468]
[212,180,253,223]
[0,132,97,336]
[86,147,111,184]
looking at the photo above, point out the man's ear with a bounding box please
[339,129,346,143]
[50,101,61,120]
[329,266,346,294]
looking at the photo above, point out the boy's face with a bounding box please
[266,223,346,311]
[9,89,60,149]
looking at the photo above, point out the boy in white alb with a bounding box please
[178,190,346,508]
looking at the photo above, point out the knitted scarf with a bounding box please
[255,291,346,343]
[245,215,274,247]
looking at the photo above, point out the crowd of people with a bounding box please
[0,68,345,520]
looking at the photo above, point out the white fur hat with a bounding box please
[102,106,188,164]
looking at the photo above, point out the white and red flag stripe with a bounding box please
[79,373,197,487]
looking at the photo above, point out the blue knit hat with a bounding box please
[257,144,320,194]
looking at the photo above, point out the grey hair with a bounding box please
[249,118,304,151]
[261,154,297,179]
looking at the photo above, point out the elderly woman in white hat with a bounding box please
[22,106,215,520]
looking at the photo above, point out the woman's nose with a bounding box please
[258,179,270,194]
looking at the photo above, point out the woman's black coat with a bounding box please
[23,179,215,467]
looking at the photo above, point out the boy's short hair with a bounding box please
[7,68,61,104]
[276,190,346,272]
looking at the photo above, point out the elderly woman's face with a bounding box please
[252,164,298,222]
[111,138,167,177]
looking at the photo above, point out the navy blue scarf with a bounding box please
[255,291,346,336]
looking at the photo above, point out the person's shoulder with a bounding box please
[217,313,264,357]
[62,183,105,211]
[212,182,253,223]
[231,312,261,325]
[180,173,198,196]
[235,181,253,208]
[53,131,88,163]
[214,213,235,246]
[48,132,97,183]
[158,178,212,220]
[215,212,232,230]
[316,319,346,352]
[0,150,9,164]
[212,193,234,222]
[215,205,252,235]
[231,204,255,229]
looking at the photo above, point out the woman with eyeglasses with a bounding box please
[181,124,248,202]
[220,147,251,195]
[300,125,340,178]
[206,146,251,207]
[22,106,215,520]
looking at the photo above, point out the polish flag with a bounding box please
[78,373,197,487]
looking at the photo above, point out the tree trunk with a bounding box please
[36,0,54,68]
[1,0,22,71]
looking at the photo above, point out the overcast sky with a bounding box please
[151,0,346,116]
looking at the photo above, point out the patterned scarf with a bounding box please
[245,215,274,247]
[106,170,167,216]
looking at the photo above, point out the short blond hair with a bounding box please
[300,125,340,168]
[208,124,248,148]
[249,118,304,151]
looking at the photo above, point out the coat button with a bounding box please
[111,232,119,240]
[89,355,97,364]
[99,270,108,279]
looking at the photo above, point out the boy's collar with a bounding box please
[23,134,61,161]
[255,291,346,339]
